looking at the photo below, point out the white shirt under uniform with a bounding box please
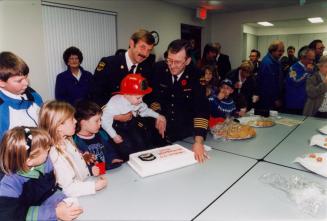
[102,94,159,138]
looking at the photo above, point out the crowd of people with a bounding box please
[0,28,326,220]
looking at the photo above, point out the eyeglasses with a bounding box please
[305,57,315,61]
[165,58,187,67]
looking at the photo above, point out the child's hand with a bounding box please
[156,115,166,138]
[56,201,83,221]
[113,135,123,144]
[238,108,247,117]
[252,95,259,103]
[112,159,124,164]
[234,82,242,89]
[82,152,96,165]
[217,91,225,100]
[95,176,107,191]
[92,165,100,176]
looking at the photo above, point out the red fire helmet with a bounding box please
[119,73,152,95]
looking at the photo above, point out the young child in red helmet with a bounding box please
[101,74,166,161]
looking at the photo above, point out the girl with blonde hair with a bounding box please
[39,100,107,197]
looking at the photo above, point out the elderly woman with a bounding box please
[303,55,327,117]
[226,60,259,112]
[55,46,93,105]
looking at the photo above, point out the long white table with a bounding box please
[195,162,327,220]
[76,115,327,220]
[265,117,327,171]
[78,142,256,220]
[185,114,305,160]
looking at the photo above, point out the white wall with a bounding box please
[243,24,257,35]
[210,2,327,68]
[0,0,210,100]
[43,0,210,61]
[243,33,257,60]
[0,0,49,99]
[0,2,3,50]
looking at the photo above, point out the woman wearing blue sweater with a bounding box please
[55,47,93,106]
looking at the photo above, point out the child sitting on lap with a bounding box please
[102,74,166,161]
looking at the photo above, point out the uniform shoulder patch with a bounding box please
[289,70,297,79]
[96,61,106,72]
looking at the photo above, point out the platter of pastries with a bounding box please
[310,134,327,149]
[239,116,275,128]
[294,152,327,177]
[211,121,256,140]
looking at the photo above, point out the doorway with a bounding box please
[181,23,202,65]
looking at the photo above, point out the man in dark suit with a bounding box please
[213,42,232,79]
[89,29,155,107]
[249,49,261,76]
[150,39,210,163]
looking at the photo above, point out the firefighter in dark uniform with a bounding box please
[150,39,210,162]
[89,29,155,107]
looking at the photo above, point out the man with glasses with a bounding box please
[284,46,315,115]
[309,39,325,65]
[150,39,210,163]
[257,40,285,110]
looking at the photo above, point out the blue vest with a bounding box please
[0,87,42,140]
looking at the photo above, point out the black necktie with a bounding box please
[129,64,136,73]
[173,75,178,87]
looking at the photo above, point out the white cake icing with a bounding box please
[128,144,197,177]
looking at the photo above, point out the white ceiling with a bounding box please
[162,0,327,13]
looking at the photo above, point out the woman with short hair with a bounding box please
[226,60,259,112]
[55,46,93,105]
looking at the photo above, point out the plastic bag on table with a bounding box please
[260,173,327,216]
[210,117,233,140]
